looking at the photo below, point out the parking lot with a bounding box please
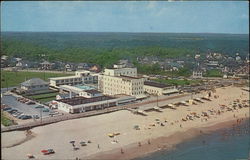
[1,94,53,119]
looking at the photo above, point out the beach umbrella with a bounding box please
[70,141,75,144]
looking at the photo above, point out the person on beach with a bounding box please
[98,144,100,149]
[121,148,124,154]
[148,140,151,144]
[202,140,206,145]
[138,142,141,147]
[180,124,182,128]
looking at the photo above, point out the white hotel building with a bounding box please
[98,65,146,99]
[49,70,98,88]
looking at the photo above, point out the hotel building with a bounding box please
[98,65,146,99]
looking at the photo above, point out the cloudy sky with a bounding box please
[1,1,249,34]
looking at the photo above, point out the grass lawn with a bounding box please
[155,79,202,86]
[1,112,15,126]
[1,71,73,88]
[29,92,58,99]
[38,97,57,103]
[28,92,59,103]
[204,69,222,77]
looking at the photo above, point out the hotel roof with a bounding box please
[84,89,102,94]
[57,95,114,106]
[120,75,142,80]
[21,78,48,87]
[144,81,172,88]
[49,75,81,80]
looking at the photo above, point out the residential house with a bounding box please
[89,64,101,73]
[20,78,49,94]
[76,63,90,70]
[40,61,55,70]
[65,63,77,71]
[192,70,203,79]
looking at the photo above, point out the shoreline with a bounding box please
[88,116,249,160]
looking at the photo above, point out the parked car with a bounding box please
[3,107,12,111]
[19,115,32,120]
[49,111,59,116]
[33,115,39,119]
[34,105,44,109]
[13,112,23,117]
[7,109,18,114]
[26,101,36,105]
[42,108,50,112]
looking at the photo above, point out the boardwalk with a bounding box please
[1,92,197,132]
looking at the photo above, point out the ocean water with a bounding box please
[135,120,250,160]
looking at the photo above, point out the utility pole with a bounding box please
[156,94,159,107]
[5,75,8,91]
[40,108,42,123]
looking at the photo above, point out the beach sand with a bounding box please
[1,86,249,160]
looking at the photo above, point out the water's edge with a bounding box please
[134,119,250,160]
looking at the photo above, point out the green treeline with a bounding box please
[1,39,195,68]
[1,32,249,70]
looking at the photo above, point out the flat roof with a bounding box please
[105,67,136,70]
[60,85,84,93]
[120,75,142,80]
[84,89,102,94]
[57,95,115,106]
[49,75,81,80]
[144,81,172,88]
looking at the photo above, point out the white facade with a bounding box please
[79,90,102,98]
[57,96,117,113]
[144,82,178,96]
[49,75,82,88]
[192,71,203,79]
[98,66,145,99]
[99,75,144,98]
[49,70,98,88]
[104,68,137,77]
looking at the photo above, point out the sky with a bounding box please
[1,1,249,34]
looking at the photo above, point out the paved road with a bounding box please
[1,87,16,93]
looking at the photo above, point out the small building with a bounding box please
[75,70,98,84]
[40,61,54,70]
[77,63,90,70]
[65,63,76,71]
[144,81,178,96]
[56,92,77,100]
[49,70,99,88]
[79,90,102,98]
[192,70,203,79]
[49,76,82,88]
[56,96,117,113]
[20,78,49,93]
[89,65,101,73]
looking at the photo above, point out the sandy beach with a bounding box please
[1,86,249,160]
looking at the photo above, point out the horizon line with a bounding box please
[1,31,249,35]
